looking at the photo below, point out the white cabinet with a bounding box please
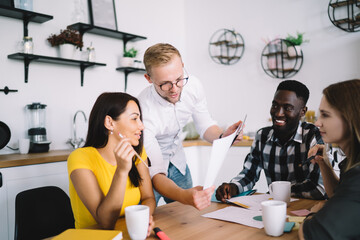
[184,146,268,193]
[0,161,69,240]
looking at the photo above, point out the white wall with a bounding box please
[184,0,360,132]
[1,0,359,154]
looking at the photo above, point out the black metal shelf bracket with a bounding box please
[116,67,146,92]
[0,6,53,37]
[0,86,18,95]
[80,63,95,86]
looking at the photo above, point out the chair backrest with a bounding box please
[14,186,75,240]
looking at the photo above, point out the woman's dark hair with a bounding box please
[84,92,143,187]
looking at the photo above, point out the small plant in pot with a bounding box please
[120,47,138,67]
[47,28,83,59]
[284,32,308,57]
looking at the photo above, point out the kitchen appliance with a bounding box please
[26,102,51,153]
[0,121,11,150]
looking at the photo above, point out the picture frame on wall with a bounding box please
[0,0,14,7]
[88,0,118,30]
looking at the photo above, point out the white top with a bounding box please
[138,75,216,177]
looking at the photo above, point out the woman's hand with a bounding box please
[310,201,326,213]
[308,144,331,167]
[113,137,135,173]
[147,215,155,237]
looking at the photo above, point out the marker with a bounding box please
[118,133,149,168]
[154,227,170,240]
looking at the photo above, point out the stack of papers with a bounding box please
[202,206,263,229]
[227,194,272,211]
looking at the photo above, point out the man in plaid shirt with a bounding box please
[216,80,328,201]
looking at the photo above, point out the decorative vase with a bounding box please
[120,57,135,67]
[57,44,76,59]
[287,45,301,57]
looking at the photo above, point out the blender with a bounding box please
[26,102,51,153]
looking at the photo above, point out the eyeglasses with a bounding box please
[148,69,189,91]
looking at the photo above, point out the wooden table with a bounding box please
[114,197,321,240]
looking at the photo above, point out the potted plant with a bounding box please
[284,32,308,57]
[47,28,83,59]
[120,47,138,67]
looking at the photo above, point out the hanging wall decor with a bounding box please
[208,29,245,65]
[328,0,360,32]
[260,39,303,79]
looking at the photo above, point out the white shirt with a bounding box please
[138,75,216,178]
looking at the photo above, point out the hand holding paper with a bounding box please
[203,115,247,189]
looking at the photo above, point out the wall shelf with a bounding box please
[0,5,53,36]
[208,29,245,65]
[116,67,146,92]
[8,53,106,86]
[328,0,360,32]
[260,39,303,79]
[67,22,147,91]
[67,22,146,52]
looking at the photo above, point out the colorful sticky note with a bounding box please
[290,209,311,217]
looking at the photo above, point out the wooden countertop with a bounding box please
[0,139,253,168]
[0,149,72,168]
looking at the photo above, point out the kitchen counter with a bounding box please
[0,139,253,168]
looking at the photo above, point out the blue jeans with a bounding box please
[154,162,193,205]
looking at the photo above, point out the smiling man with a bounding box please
[138,43,242,210]
[216,80,329,201]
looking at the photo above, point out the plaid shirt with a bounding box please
[231,121,328,200]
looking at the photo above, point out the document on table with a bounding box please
[227,194,272,211]
[202,206,263,229]
[203,115,246,189]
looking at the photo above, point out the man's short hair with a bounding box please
[143,43,182,74]
[276,80,310,105]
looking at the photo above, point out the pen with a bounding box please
[154,227,171,240]
[118,133,149,168]
[306,148,323,163]
[231,114,247,145]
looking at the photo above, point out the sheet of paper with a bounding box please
[203,130,238,189]
[227,194,272,211]
[203,116,246,189]
[202,206,263,229]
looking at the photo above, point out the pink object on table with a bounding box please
[290,209,311,216]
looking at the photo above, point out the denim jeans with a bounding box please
[154,162,193,205]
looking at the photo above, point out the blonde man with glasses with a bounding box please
[138,43,242,210]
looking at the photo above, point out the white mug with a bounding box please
[125,205,149,240]
[269,181,291,204]
[261,200,287,237]
[18,138,30,154]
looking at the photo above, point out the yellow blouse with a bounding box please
[67,147,146,229]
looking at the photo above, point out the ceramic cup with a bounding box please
[269,181,291,204]
[125,205,149,240]
[261,200,287,237]
[18,138,30,154]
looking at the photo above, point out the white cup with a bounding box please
[261,200,287,237]
[125,205,149,240]
[18,139,30,154]
[269,181,291,204]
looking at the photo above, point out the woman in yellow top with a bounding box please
[67,92,155,235]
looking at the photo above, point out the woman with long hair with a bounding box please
[67,92,155,235]
[299,79,360,239]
